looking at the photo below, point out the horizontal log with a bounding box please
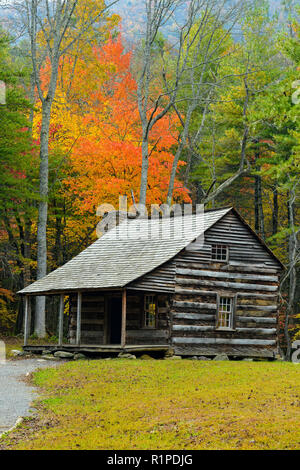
[133,278,175,286]
[173,301,216,310]
[238,292,278,305]
[127,309,142,315]
[81,331,104,338]
[172,325,276,335]
[236,316,277,324]
[133,274,174,282]
[81,319,104,325]
[175,287,217,296]
[174,287,277,301]
[172,337,276,346]
[173,301,276,314]
[176,278,278,292]
[82,326,103,333]
[176,268,278,283]
[173,313,215,321]
[228,262,279,273]
[206,228,254,238]
[126,329,169,339]
[81,296,104,302]
[71,306,104,313]
[237,304,277,312]
[128,286,174,293]
[237,292,278,299]
[177,260,279,274]
[127,294,142,300]
[131,282,175,289]
[236,328,277,335]
[173,325,214,332]
[174,345,276,358]
[236,310,276,318]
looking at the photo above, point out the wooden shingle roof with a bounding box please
[18,208,232,295]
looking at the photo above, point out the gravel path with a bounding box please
[0,358,61,434]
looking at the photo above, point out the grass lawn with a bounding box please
[0,336,24,359]
[1,359,300,450]
[0,335,59,359]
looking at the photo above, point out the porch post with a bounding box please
[121,289,127,347]
[76,292,82,345]
[24,296,31,347]
[58,294,64,346]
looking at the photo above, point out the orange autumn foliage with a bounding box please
[39,34,190,214]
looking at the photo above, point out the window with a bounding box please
[217,296,236,330]
[144,295,157,328]
[211,244,228,262]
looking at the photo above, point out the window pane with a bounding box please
[218,297,233,329]
[145,295,156,327]
[212,244,228,261]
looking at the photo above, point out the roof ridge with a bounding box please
[203,206,232,213]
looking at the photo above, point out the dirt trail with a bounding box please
[0,358,60,435]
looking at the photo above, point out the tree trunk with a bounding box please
[167,108,193,206]
[272,185,278,236]
[23,219,31,287]
[254,152,265,239]
[285,190,296,361]
[167,140,185,206]
[54,202,63,267]
[139,138,149,208]
[35,102,51,338]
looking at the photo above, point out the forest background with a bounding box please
[0,0,299,358]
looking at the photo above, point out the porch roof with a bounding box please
[18,208,231,295]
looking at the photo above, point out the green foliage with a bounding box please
[191,0,281,192]
[0,32,35,214]
[0,30,37,332]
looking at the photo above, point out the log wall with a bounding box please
[69,292,105,344]
[170,211,282,357]
[69,211,282,356]
[125,292,170,345]
[129,260,176,293]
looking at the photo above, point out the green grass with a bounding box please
[0,336,24,359]
[3,359,300,450]
[0,335,60,359]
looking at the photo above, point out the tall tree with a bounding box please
[259,8,300,358]
[188,0,282,215]
[0,31,34,332]
[8,0,119,337]
[136,0,181,208]
[165,1,245,205]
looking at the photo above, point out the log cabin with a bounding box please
[19,207,284,359]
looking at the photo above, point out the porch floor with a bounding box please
[23,344,170,355]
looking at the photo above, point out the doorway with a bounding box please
[107,297,122,344]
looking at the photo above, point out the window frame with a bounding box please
[143,294,158,329]
[211,244,229,263]
[216,294,237,331]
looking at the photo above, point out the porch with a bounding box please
[22,289,171,354]
[23,344,170,355]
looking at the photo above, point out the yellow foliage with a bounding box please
[0,288,16,331]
